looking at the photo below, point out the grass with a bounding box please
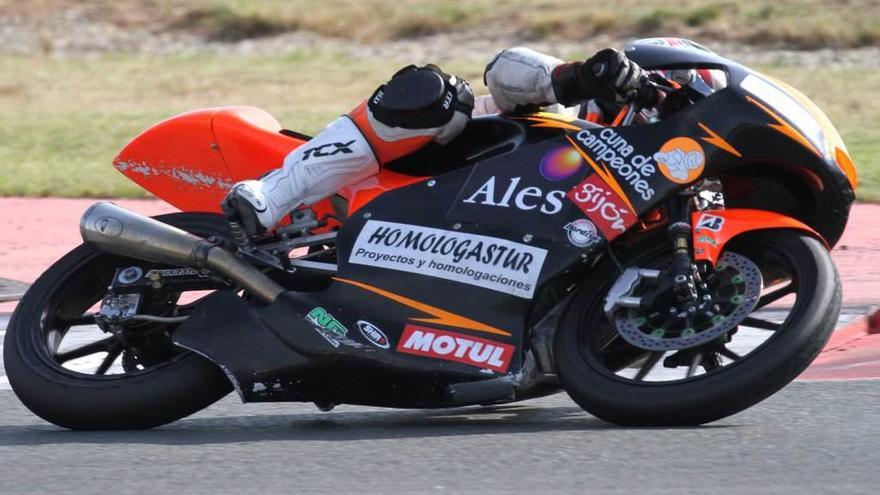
[0,51,877,200]
[0,51,485,198]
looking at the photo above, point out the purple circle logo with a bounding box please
[539,146,583,181]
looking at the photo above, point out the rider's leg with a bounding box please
[222,65,473,235]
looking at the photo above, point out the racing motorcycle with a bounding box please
[4,42,857,430]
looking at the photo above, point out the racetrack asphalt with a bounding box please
[0,382,878,495]
[1,311,879,494]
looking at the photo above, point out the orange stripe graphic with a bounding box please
[514,115,583,132]
[698,122,742,157]
[333,277,512,337]
[565,136,637,213]
[746,96,821,157]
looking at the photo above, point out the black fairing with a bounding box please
[626,43,742,74]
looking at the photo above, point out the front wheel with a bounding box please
[555,230,841,426]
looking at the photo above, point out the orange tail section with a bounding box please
[113,106,306,213]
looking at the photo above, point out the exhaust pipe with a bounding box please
[80,202,283,304]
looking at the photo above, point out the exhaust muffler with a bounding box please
[80,202,283,304]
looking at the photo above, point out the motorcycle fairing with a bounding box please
[173,290,525,406]
[691,208,823,265]
[447,137,595,242]
[166,156,590,401]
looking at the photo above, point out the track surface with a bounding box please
[2,313,879,494]
[0,383,878,495]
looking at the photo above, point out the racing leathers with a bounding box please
[222,47,653,235]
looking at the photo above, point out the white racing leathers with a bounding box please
[235,117,379,229]
[484,47,564,112]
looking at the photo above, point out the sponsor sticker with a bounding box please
[357,320,390,349]
[349,220,547,299]
[654,137,706,184]
[573,128,657,201]
[461,176,566,215]
[305,307,349,348]
[302,140,355,161]
[697,234,718,246]
[397,325,514,373]
[563,218,601,248]
[696,213,725,232]
[539,145,584,181]
[567,174,637,240]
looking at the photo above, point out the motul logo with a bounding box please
[397,325,514,373]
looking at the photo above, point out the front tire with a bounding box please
[555,230,841,426]
[4,213,234,430]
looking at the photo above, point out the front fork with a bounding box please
[605,190,705,318]
[667,190,700,304]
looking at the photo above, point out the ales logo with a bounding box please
[567,174,637,240]
[574,128,656,201]
[305,307,349,348]
[397,325,514,373]
[349,220,547,299]
[654,137,706,184]
[462,176,566,215]
[357,320,390,349]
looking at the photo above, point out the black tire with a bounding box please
[555,230,841,426]
[4,212,234,430]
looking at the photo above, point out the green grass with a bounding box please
[0,52,877,199]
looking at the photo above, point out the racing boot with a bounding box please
[222,64,473,236]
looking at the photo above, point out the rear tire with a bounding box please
[554,230,841,426]
[4,213,234,430]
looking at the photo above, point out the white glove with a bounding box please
[484,47,564,112]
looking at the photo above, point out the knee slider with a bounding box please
[368,65,467,130]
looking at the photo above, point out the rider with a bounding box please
[222,47,657,235]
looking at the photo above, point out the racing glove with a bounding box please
[552,48,657,107]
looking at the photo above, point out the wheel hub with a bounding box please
[611,252,763,351]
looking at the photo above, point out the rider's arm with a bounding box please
[483,46,652,112]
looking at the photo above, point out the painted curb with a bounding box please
[799,308,880,381]
[822,307,879,352]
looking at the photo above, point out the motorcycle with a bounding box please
[4,42,856,429]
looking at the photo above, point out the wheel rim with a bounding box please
[578,239,802,384]
[37,251,205,379]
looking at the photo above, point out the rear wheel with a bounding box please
[555,230,841,426]
[4,213,234,430]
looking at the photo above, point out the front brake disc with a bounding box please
[613,252,763,351]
